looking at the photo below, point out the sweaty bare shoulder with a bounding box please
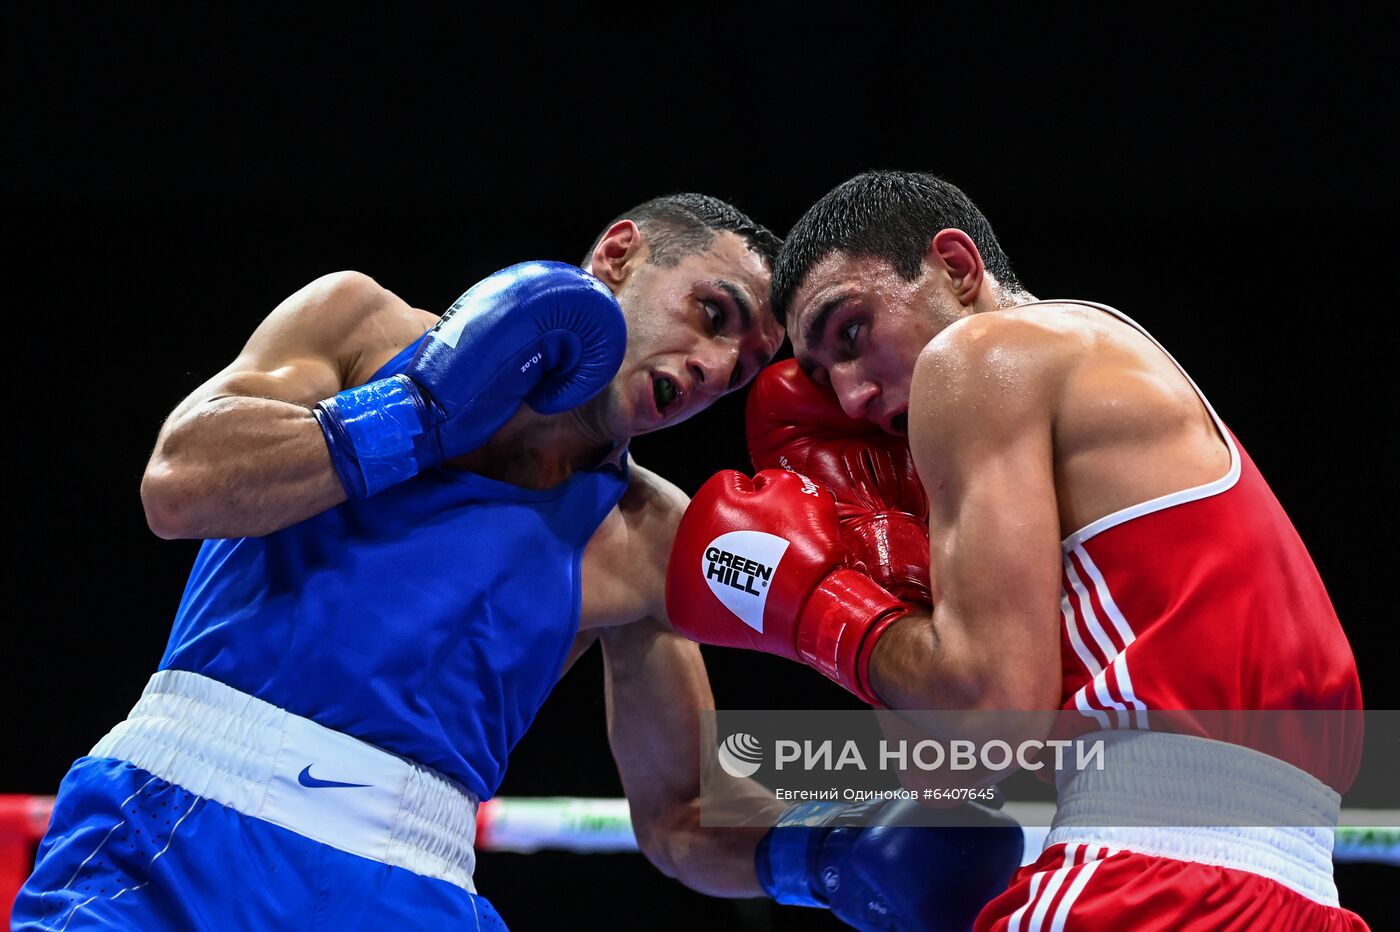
[237,271,436,391]
[580,460,690,630]
[911,309,1075,439]
[1046,303,1232,534]
[619,460,690,542]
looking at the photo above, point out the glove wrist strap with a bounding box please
[314,374,429,498]
[798,569,908,706]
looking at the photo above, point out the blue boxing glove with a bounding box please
[758,798,1023,932]
[314,262,625,497]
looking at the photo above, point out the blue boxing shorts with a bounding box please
[12,671,507,931]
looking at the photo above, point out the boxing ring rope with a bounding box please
[6,794,1397,921]
[471,796,1400,865]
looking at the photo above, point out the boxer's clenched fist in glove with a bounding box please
[315,261,625,498]
[665,469,906,705]
[747,360,931,605]
[758,798,1023,931]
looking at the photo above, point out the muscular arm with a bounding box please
[868,315,1065,714]
[140,271,425,539]
[592,466,782,897]
[601,620,779,896]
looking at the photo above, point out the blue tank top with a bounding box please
[160,338,629,799]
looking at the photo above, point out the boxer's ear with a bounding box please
[589,220,644,289]
[927,229,985,308]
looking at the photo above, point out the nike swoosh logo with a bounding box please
[297,765,371,789]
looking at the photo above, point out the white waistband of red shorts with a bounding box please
[89,669,479,893]
[1046,729,1340,906]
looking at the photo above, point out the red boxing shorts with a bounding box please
[976,842,1368,931]
[976,732,1368,931]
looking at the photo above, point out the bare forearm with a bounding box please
[869,610,1050,710]
[637,765,788,897]
[600,618,783,897]
[641,804,773,897]
[869,608,1063,751]
[869,611,968,708]
[142,395,346,539]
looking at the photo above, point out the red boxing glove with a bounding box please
[665,469,907,705]
[747,360,931,605]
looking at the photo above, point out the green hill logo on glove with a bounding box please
[702,531,790,632]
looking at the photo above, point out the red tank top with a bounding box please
[1051,302,1362,724]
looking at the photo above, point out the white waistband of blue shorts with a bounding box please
[1046,730,1340,906]
[90,670,479,893]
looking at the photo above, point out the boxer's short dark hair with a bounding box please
[772,171,1023,326]
[585,193,782,271]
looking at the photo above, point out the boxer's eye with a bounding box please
[841,321,860,348]
[703,301,724,333]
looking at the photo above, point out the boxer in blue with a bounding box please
[14,195,1020,931]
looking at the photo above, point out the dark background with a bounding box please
[6,5,1396,928]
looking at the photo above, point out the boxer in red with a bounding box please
[667,171,1367,930]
